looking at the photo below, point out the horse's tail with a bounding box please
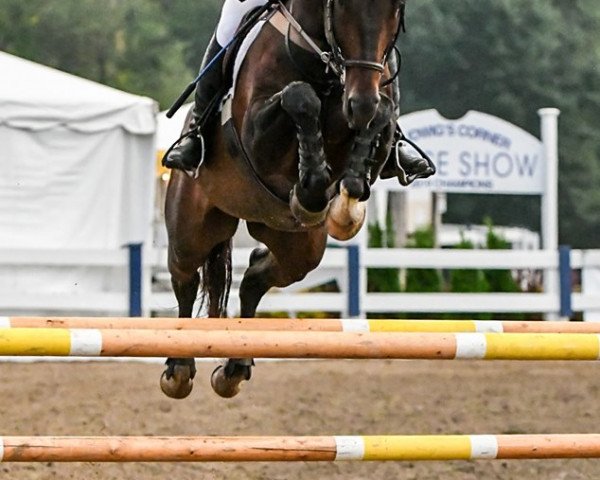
[199,240,233,318]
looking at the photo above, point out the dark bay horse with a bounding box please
[162,0,406,399]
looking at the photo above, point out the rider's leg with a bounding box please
[217,0,268,46]
[380,50,435,186]
[162,35,222,173]
[163,0,268,174]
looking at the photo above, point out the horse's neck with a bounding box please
[289,0,326,42]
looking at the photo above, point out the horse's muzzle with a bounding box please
[345,92,381,130]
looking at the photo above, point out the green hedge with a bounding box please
[367,220,401,293]
[366,222,525,320]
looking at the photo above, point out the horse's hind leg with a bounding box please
[210,223,328,398]
[163,240,233,399]
[162,175,239,399]
[162,267,200,399]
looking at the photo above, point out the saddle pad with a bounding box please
[221,19,267,123]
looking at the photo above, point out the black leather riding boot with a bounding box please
[379,50,436,186]
[163,35,224,174]
[380,126,436,186]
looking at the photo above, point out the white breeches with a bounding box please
[216,0,269,46]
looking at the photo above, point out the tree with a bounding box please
[399,0,600,247]
[0,0,192,108]
[2,0,599,241]
[157,0,222,73]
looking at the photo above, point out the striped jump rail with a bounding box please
[1,328,600,360]
[3,317,600,334]
[1,435,600,462]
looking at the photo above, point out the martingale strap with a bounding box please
[269,10,313,54]
[275,1,345,78]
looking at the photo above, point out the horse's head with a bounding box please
[326,0,405,130]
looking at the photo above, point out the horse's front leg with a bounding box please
[328,95,395,240]
[280,82,332,226]
[244,81,331,226]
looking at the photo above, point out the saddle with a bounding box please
[219,7,296,205]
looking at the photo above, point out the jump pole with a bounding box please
[3,317,600,334]
[2,435,600,462]
[1,328,600,360]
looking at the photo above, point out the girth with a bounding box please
[220,104,307,232]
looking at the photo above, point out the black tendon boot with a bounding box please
[163,36,224,175]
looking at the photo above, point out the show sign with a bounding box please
[377,109,545,194]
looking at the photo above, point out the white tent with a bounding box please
[0,51,157,312]
[157,102,192,155]
[0,51,157,248]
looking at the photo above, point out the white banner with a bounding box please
[376,109,545,194]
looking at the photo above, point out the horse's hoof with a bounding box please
[326,185,366,240]
[210,365,248,399]
[160,365,194,399]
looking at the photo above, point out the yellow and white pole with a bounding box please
[1,435,600,462]
[3,317,600,334]
[0,328,599,360]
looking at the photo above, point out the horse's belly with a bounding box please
[199,141,307,233]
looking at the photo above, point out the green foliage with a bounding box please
[404,227,441,293]
[483,220,525,320]
[449,237,490,294]
[401,0,600,247]
[0,0,195,107]
[367,221,401,293]
[484,219,521,294]
[1,0,600,243]
[447,235,491,320]
[158,0,223,73]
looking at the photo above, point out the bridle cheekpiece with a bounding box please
[277,0,403,86]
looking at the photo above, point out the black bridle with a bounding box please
[322,0,405,85]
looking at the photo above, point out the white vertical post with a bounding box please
[141,249,153,317]
[431,192,444,249]
[582,251,600,322]
[357,209,369,319]
[538,108,560,320]
[375,189,388,231]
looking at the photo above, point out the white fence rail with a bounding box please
[0,247,599,319]
[0,249,130,314]
[147,247,349,316]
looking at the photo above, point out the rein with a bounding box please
[276,0,404,86]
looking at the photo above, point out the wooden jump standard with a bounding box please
[3,316,600,334]
[2,435,600,462]
[1,328,599,360]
